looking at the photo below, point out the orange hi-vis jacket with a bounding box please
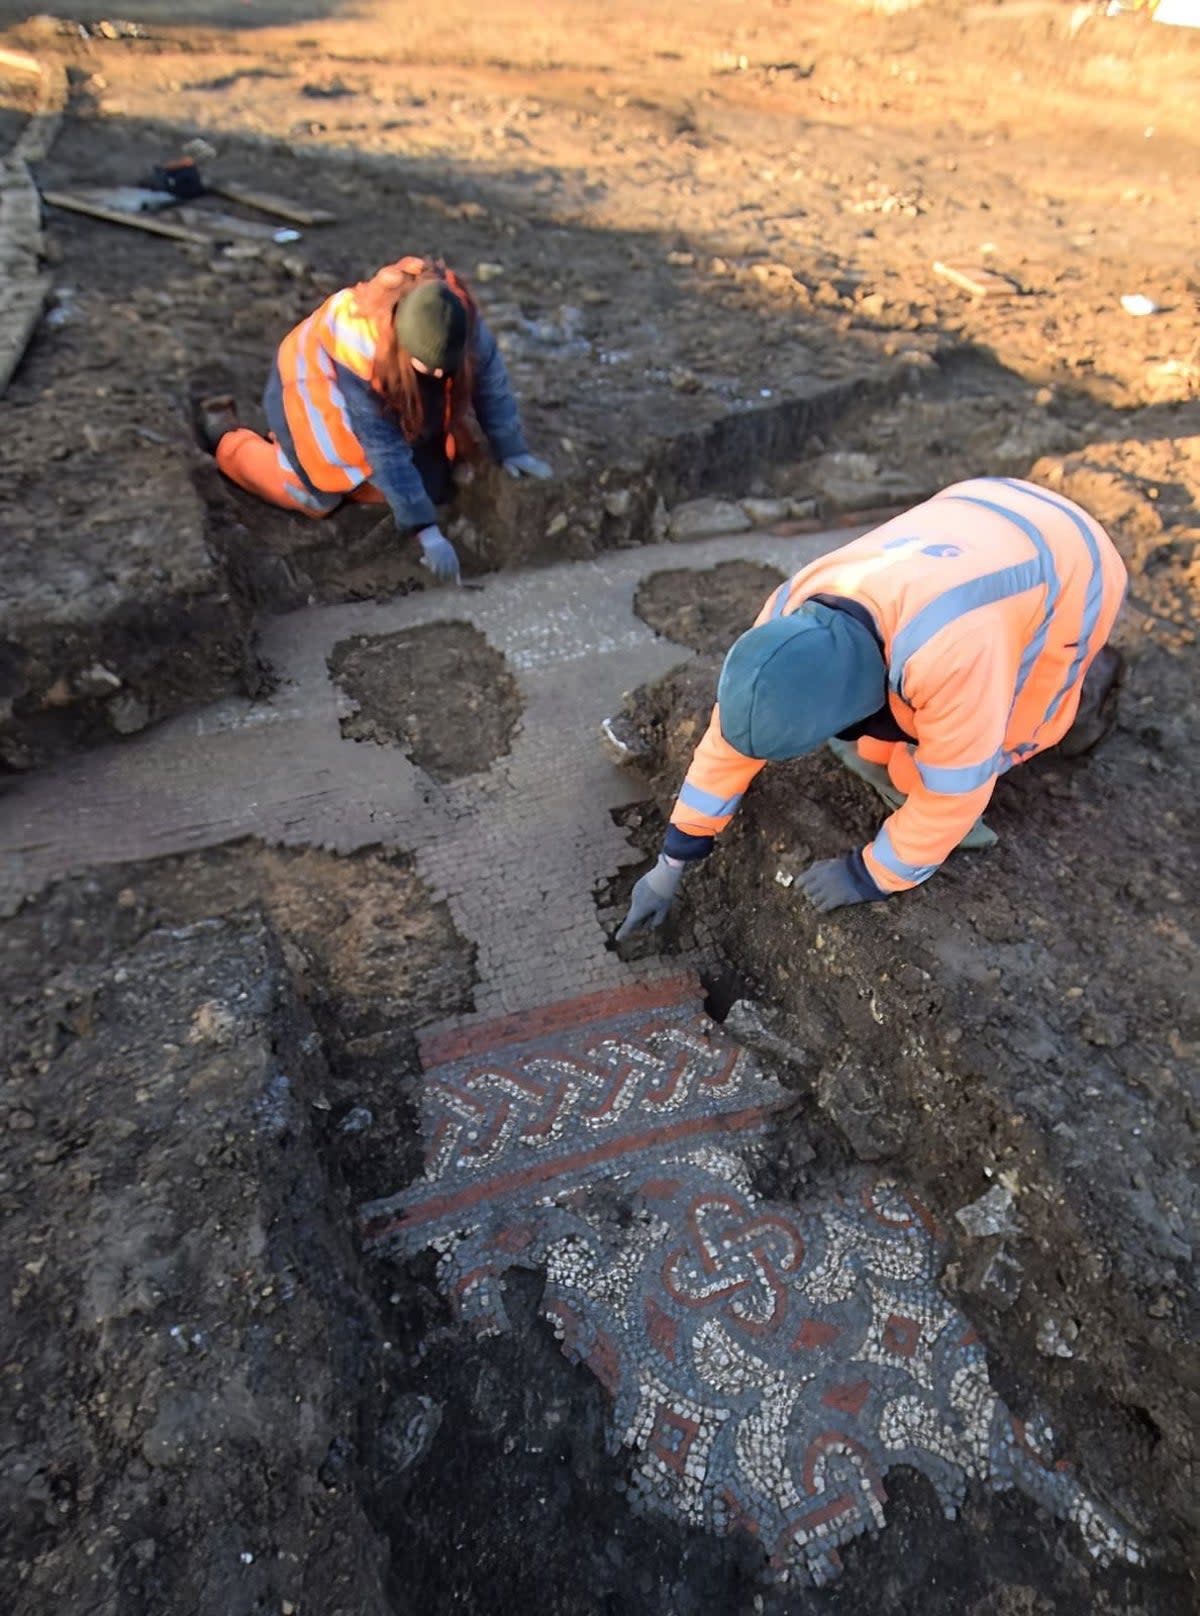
[274,284,384,495]
[668,477,1127,893]
[266,259,526,531]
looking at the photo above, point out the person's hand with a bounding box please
[417,524,461,584]
[616,855,684,939]
[502,453,553,480]
[797,854,888,913]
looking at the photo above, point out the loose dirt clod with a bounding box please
[329,621,523,780]
[634,560,786,654]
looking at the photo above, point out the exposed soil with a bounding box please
[3,0,1198,769]
[0,910,396,1616]
[609,441,1199,1576]
[329,621,523,780]
[635,559,787,654]
[3,844,1189,1616]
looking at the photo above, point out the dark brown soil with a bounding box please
[0,910,396,1616]
[5,0,1197,771]
[609,433,1199,1577]
[3,841,1190,1616]
[634,559,786,654]
[329,622,522,780]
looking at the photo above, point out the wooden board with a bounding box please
[932,260,1020,299]
[42,190,214,245]
[174,205,299,243]
[211,180,335,227]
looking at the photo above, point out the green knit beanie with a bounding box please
[394,281,468,373]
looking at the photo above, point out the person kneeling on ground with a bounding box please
[199,254,551,585]
[617,476,1126,933]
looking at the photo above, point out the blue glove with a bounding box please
[616,855,684,939]
[417,524,460,584]
[502,453,553,480]
[798,852,889,913]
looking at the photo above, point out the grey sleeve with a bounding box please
[334,362,438,532]
[470,318,529,463]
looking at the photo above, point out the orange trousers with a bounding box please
[855,736,922,795]
[215,428,386,518]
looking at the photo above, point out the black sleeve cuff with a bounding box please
[663,827,715,863]
[846,848,890,902]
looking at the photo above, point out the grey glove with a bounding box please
[417,524,461,584]
[502,453,553,480]
[616,855,684,939]
[798,853,888,913]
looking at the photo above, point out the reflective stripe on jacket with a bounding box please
[669,477,1127,892]
[263,268,529,527]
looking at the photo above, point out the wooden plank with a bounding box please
[932,260,1020,299]
[173,205,299,243]
[211,179,335,226]
[42,190,214,245]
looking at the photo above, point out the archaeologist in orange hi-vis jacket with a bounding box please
[198,256,551,586]
[617,477,1127,932]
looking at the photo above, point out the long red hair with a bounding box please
[352,256,478,455]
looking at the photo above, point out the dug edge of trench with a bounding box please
[0,362,889,777]
[3,839,1194,1616]
[601,649,1197,1579]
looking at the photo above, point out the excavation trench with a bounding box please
[1,825,1191,1614]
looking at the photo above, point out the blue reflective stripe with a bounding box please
[678,781,744,820]
[273,442,338,511]
[292,317,345,471]
[942,492,1060,718]
[994,477,1108,729]
[870,824,937,885]
[915,753,1002,794]
[888,559,1044,700]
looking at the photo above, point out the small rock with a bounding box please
[187,1000,238,1046]
[599,715,648,766]
[1080,1011,1127,1048]
[338,1105,374,1135]
[786,496,818,520]
[41,677,72,708]
[666,250,695,267]
[602,489,633,519]
[667,497,752,541]
[76,663,122,698]
[547,512,569,536]
[106,691,150,736]
[856,291,886,319]
[8,1109,36,1131]
[379,1393,442,1477]
[669,367,701,393]
[475,261,505,282]
[1036,1315,1079,1359]
[955,1183,1020,1238]
[965,1244,1023,1310]
[740,496,789,527]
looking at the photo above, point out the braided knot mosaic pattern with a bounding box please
[363,993,1141,1585]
